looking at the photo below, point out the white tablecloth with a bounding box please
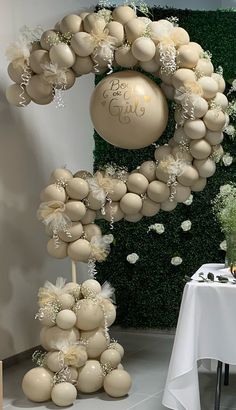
[162,263,236,410]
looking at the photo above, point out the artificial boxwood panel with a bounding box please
[93,7,236,328]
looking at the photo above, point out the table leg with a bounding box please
[214,361,223,410]
[224,363,229,386]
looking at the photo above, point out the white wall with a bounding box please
[0,0,223,359]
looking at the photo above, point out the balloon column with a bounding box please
[22,277,131,406]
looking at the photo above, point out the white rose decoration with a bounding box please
[220,240,227,251]
[147,223,165,234]
[222,153,233,166]
[103,234,114,244]
[183,194,193,206]
[127,253,139,264]
[171,256,183,266]
[181,220,192,232]
[220,184,232,195]
[224,125,235,136]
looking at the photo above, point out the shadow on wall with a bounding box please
[0,86,46,356]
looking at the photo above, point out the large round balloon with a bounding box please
[90,71,168,149]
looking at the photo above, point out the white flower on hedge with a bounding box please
[181,220,192,232]
[183,194,193,206]
[220,184,232,195]
[147,223,165,234]
[171,256,183,266]
[220,240,227,251]
[127,253,139,264]
[224,125,235,136]
[103,234,114,244]
[222,153,233,166]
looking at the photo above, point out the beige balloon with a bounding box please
[100,349,121,368]
[115,45,138,68]
[77,360,104,393]
[191,177,207,192]
[59,222,83,242]
[83,329,108,358]
[22,367,53,402]
[188,42,203,55]
[104,369,132,398]
[57,293,75,310]
[101,298,116,326]
[139,161,156,182]
[155,165,169,183]
[127,173,148,195]
[184,119,206,139]
[40,30,59,50]
[141,197,160,217]
[131,37,156,62]
[65,200,86,221]
[65,367,79,383]
[147,181,170,203]
[29,50,50,74]
[47,238,68,259]
[74,170,93,179]
[87,191,103,210]
[112,5,136,24]
[125,213,142,222]
[193,158,216,178]
[104,202,124,222]
[211,73,225,93]
[81,278,102,297]
[51,382,77,407]
[71,32,95,56]
[68,238,91,262]
[7,63,31,84]
[50,168,73,183]
[213,92,228,110]
[160,83,175,100]
[203,109,226,131]
[205,130,223,145]
[84,223,102,241]
[161,199,177,211]
[66,178,89,200]
[177,165,199,186]
[81,208,96,224]
[190,139,212,159]
[107,179,127,201]
[176,44,199,68]
[43,326,79,351]
[83,13,106,33]
[106,21,124,46]
[53,69,76,90]
[63,282,81,299]
[49,44,76,68]
[73,56,94,75]
[32,94,54,105]
[148,20,174,44]
[154,145,172,161]
[197,76,218,100]
[120,193,142,215]
[191,96,209,118]
[26,75,53,100]
[140,58,160,73]
[41,183,66,202]
[174,183,191,203]
[173,127,189,144]
[90,71,168,149]
[171,27,190,47]
[109,342,124,358]
[46,351,64,372]
[60,14,83,34]
[6,84,31,107]
[75,299,103,331]
[195,58,214,77]
[56,309,77,329]
[172,68,196,89]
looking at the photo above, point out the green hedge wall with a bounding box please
[93,7,236,328]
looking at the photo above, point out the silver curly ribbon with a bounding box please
[19,65,31,107]
[88,258,98,278]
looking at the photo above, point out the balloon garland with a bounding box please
[5,3,230,407]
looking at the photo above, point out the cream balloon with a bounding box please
[74,170,93,179]
[176,44,199,68]
[106,21,124,46]
[120,193,142,215]
[60,14,83,34]
[203,109,226,131]
[109,342,124,358]
[171,27,190,47]
[84,223,102,241]
[195,58,214,76]
[172,68,196,89]
[101,298,116,326]
[139,161,156,182]
[46,351,64,372]
[197,77,218,99]
[81,209,96,224]
[81,279,102,297]
[73,56,94,75]
[112,5,136,25]
[49,44,76,68]
[184,119,206,139]
[100,349,121,368]
[26,75,53,100]
[190,139,212,159]
[47,238,68,259]
[63,282,81,299]
[51,382,77,407]
[56,309,77,330]
[154,145,172,161]
[59,222,83,242]
[125,213,142,222]
[177,165,199,186]
[148,20,174,43]
[211,73,226,93]
[77,360,104,393]
[140,58,160,73]
[115,45,138,68]
[191,95,209,118]
[29,50,50,74]
[205,130,223,145]
[6,84,31,107]
[7,63,31,84]
[65,367,79,383]
[58,293,75,310]
[188,42,203,55]
[174,183,191,203]
[90,71,168,149]
[82,328,108,358]
[41,183,67,202]
[127,173,148,195]
[161,199,177,211]
[68,239,91,262]
[50,168,73,183]
[83,13,106,33]
[104,369,132,398]
[147,181,170,203]
[43,326,79,351]
[66,178,89,200]
[107,179,127,201]
[104,202,124,222]
[53,69,76,90]
[141,197,160,217]
[191,177,207,192]
[213,92,228,110]
[71,32,95,56]
[194,158,216,178]
[75,299,103,330]
[32,94,54,105]
[65,200,86,221]
[131,37,156,62]
[22,367,53,402]
[40,30,59,50]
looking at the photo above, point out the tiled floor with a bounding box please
[3,330,236,409]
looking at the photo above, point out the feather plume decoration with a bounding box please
[99,281,115,302]
[38,277,66,306]
[5,39,31,68]
[37,200,72,240]
[41,63,68,86]
[87,171,114,204]
[159,154,187,177]
[90,235,110,262]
